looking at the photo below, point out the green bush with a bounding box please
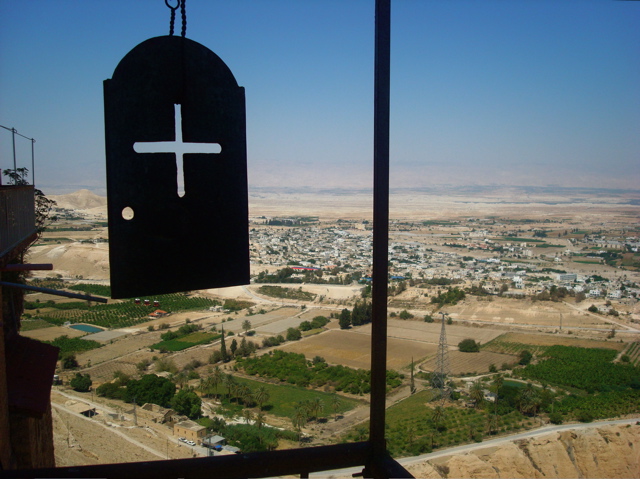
[286,328,302,341]
[458,339,480,353]
[549,411,563,424]
[70,373,92,392]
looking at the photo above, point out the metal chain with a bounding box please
[180,0,187,37]
[165,0,186,37]
[165,0,178,36]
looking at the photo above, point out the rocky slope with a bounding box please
[406,424,640,478]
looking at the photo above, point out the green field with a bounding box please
[151,332,221,352]
[481,339,550,357]
[210,376,361,419]
[20,319,55,331]
[45,335,102,354]
[30,291,220,329]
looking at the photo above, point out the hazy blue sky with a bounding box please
[1,0,638,194]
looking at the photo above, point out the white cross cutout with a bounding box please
[133,104,221,197]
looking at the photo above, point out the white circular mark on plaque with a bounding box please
[122,206,135,220]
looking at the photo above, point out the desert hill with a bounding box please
[49,189,107,211]
[404,423,640,479]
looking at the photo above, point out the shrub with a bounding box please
[209,349,223,364]
[549,411,563,424]
[70,373,92,392]
[155,357,178,374]
[458,339,480,353]
[61,353,79,370]
[137,359,151,371]
[286,328,302,341]
[299,321,312,331]
[577,410,594,423]
[518,350,533,365]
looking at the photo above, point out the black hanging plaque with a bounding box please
[104,36,249,299]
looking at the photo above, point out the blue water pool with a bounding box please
[70,324,104,333]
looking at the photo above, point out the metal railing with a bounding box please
[0,185,37,261]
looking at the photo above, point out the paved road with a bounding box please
[311,417,640,478]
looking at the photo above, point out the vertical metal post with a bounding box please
[31,139,35,185]
[369,0,390,459]
[11,128,17,172]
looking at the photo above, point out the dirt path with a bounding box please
[562,300,640,333]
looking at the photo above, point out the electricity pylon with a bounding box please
[434,312,451,403]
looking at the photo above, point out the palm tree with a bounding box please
[223,374,236,400]
[429,424,439,449]
[410,357,416,394]
[197,377,208,397]
[486,413,499,435]
[255,410,265,429]
[239,385,254,407]
[406,424,416,446]
[211,366,223,399]
[431,405,445,431]
[254,386,270,411]
[331,394,341,421]
[174,372,188,390]
[242,408,254,425]
[292,405,308,442]
[491,375,504,429]
[470,380,485,408]
[311,398,324,422]
[518,382,538,416]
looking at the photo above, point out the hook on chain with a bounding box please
[165,0,186,37]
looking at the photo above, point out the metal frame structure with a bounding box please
[8,1,413,477]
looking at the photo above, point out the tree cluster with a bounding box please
[237,350,402,395]
[209,332,259,364]
[431,287,466,305]
[171,389,201,419]
[338,301,372,329]
[96,373,176,408]
[299,315,329,331]
[160,323,202,341]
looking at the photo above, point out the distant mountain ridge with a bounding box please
[49,189,107,210]
[47,184,640,212]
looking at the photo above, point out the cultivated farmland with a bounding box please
[280,329,435,370]
[482,332,625,356]
[420,350,518,375]
[357,319,504,347]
